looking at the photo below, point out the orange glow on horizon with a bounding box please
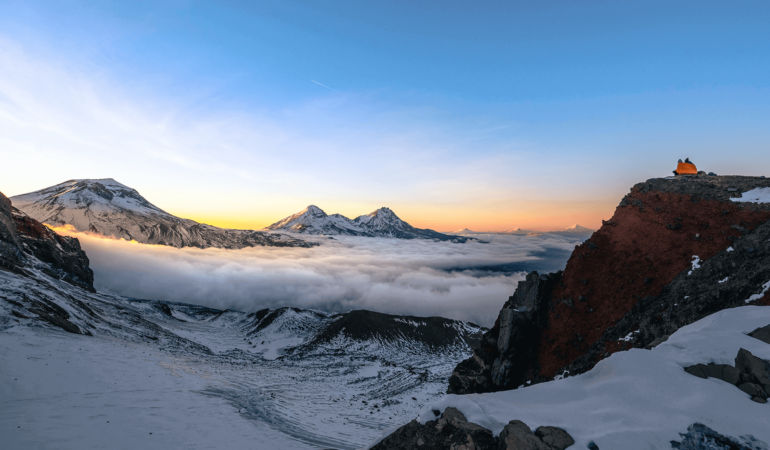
[174,199,618,235]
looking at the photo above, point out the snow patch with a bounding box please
[403,307,770,450]
[730,187,770,203]
[687,255,701,275]
[719,277,729,284]
[620,330,639,342]
[745,281,770,304]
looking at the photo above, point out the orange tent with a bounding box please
[674,162,697,175]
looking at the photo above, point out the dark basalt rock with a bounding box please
[371,407,497,450]
[749,324,770,345]
[308,309,485,351]
[448,271,560,394]
[1,190,94,295]
[671,422,767,449]
[683,347,770,403]
[371,407,573,450]
[449,175,770,395]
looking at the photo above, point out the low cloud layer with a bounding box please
[59,231,582,326]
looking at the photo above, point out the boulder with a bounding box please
[684,363,740,385]
[498,421,550,450]
[535,426,575,450]
[735,348,770,393]
[371,407,497,450]
[372,409,575,450]
[749,324,770,345]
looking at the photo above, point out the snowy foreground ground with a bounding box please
[396,306,770,450]
[0,270,476,450]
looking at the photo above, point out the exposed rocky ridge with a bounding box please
[371,407,574,450]
[11,179,314,249]
[671,423,768,450]
[449,174,770,394]
[266,205,477,243]
[0,191,94,292]
[304,310,484,351]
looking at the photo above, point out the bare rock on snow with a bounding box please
[671,422,767,449]
[749,324,770,345]
[370,407,497,450]
[372,408,574,450]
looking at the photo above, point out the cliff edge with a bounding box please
[449,174,770,394]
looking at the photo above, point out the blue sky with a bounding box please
[1,0,769,230]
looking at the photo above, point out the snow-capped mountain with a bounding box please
[0,196,487,449]
[448,225,594,237]
[556,224,593,234]
[10,179,313,249]
[266,205,476,242]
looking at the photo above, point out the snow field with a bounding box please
[386,307,770,450]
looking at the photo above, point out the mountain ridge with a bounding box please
[266,204,477,243]
[11,179,314,249]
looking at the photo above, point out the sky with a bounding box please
[1,0,769,231]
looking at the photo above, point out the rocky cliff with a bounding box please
[0,191,94,292]
[449,174,770,394]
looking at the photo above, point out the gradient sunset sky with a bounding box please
[2,1,769,231]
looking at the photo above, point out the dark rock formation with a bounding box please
[371,407,573,450]
[450,175,770,394]
[308,309,485,351]
[0,190,94,292]
[671,422,767,449]
[684,347,770,403]
[448,272,561,394]
[749,324,770,345]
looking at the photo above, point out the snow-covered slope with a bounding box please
[0,265,485,449]
[382,306,770,449]
[266,205,476,242]
[11,179,312,249]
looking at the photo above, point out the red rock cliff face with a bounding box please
[539,189,770,377]
[448,174,770,395]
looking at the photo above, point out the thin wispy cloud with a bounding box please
[310,79,340,92]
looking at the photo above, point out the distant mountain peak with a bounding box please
[267,205,474,243]
[561,224,593,234]
[303,205,326,216]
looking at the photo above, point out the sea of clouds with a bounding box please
[68,233,584,327]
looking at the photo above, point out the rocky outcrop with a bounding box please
[0,191,94,292]
[450,174,770,394]
[671,423,766,449]
[448,272,561,394]
[371,407,573,450]
[749,324,770,345]
[685,347,770,403]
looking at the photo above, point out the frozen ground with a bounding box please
[0,269,482,450]
[399,306,770,450]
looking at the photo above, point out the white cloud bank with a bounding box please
[64,232,581,326]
